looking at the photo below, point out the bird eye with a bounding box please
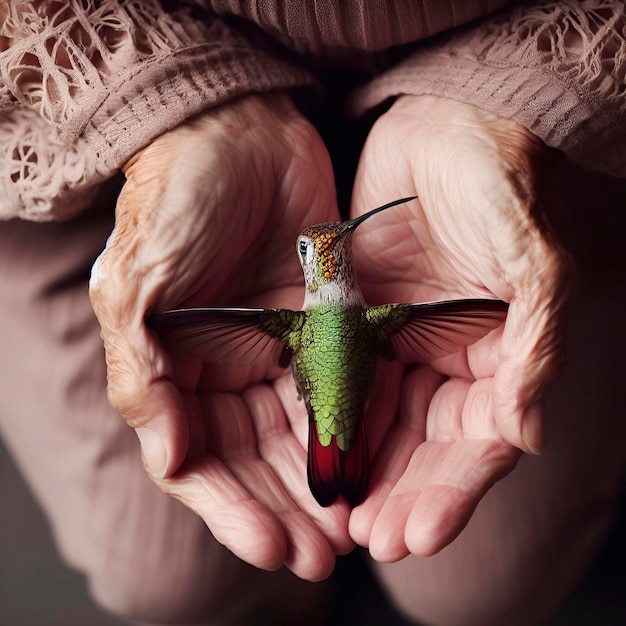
[298,238,315,264]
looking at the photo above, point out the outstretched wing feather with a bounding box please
[149,307,300,367]
[368,299,508,364]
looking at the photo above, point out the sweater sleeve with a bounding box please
[0,1,316,221]
[350,0,626,177]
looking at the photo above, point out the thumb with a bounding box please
[493,241,570,454]
[89,223,190,480]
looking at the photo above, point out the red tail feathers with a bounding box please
[307,417,369,507]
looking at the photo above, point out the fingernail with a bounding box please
[135,427,168,478]
[521,401,545,455]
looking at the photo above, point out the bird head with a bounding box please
[296,196,417,307]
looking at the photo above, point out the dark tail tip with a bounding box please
[307,420,369,507]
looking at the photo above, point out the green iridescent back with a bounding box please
[291,304,378,451]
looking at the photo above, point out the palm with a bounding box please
[347,95,565,560]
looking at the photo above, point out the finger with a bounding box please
[350,367,443,550]
[161,458,289,572]
[244,383,354,556]
[466,323,504,379]
[369,437,519,562]
[368,439,443,563]
[415,377,518,555]
[461,377,499,438]
[274,375,309,450]
[153,392,288,572]
[403,439,520,557]
[202,390,337,581]
[367,378,520,561]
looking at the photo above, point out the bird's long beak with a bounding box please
[340,196,417,236]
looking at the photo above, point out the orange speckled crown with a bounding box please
[299,197,418,284]
[301,223,343,281]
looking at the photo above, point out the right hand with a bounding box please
[89,93,353,581]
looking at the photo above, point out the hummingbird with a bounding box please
[150,197,508,507]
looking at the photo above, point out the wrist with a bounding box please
[122,90,300,175]
[391,94,544,158]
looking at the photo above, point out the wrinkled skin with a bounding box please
[346,95,568,560]
[90,93,352,581]
[89,92,568,580]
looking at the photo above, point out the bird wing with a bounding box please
[149,307,304,367]
[366,298,508,364]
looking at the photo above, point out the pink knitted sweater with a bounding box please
[1,0,624,221]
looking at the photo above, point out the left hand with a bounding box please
[347,95,569,561]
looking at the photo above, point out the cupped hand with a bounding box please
[348,95,569,561]
[89,92,353,581]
